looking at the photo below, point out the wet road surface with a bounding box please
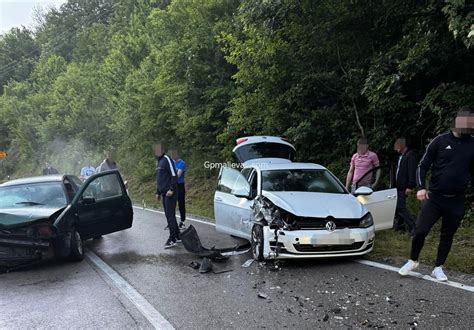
[1,207,473,328]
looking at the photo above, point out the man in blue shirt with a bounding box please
[80,161,96,181]
[171,149,186,229]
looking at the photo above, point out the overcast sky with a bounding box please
[0,0,66,34]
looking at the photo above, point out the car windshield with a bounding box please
[261,169,346,194]
[0,182,67,209]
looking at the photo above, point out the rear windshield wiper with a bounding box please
[15,201,44,206]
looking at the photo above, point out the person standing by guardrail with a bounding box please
[399,106,474,281]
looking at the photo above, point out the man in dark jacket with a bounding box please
[393,138,417,235]
[42,162,59,175]
[154,143,180,248]
[399,107,474,281]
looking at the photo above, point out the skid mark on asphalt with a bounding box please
[85,250,175,330]
[133,206,474,294]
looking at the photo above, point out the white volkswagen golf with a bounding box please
[214,136,397,260]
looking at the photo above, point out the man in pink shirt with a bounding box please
[345,138,381,191]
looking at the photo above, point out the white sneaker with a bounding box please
[431,266,448,282]
[398,260,419,276]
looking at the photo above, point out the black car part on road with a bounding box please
[180,224,250,260]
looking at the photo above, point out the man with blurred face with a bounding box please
[80,159,96,182]
[154,143,180,248]
[345,138,381,191]
[42,162,59,175]
[393,138,417,235]
[399,106,474,281]
[97,150,118,173]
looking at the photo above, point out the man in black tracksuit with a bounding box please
[393,138,417,235]
[154,143,180,248]
[399,107,474,281]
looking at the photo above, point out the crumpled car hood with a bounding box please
[261,191,365,218]
[0,207,62,229]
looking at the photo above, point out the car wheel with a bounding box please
[251,225,264,261]
[69,229,84,261]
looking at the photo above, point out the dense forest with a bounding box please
[0,0,473,185]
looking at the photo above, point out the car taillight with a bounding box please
[236,138,248,145]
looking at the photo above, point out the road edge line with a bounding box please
[355,259,474,293]
[85,250,175,330]
[132,205,214,226]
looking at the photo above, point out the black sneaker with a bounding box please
[164,239,177,249]
[179,221,186,229]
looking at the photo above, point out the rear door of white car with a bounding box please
[355,166,397,231]
[214,167,253,239]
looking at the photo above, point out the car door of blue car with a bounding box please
[71,170,133,239]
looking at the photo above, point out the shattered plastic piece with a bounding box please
[213,268,233,274]
[331,308,342,314]
[199,258,213,273]
[241,259,254,268]
[188,261,200,269]
[258,292,269,299]
[181,225,249,260]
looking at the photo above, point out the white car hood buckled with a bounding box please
[261,191,365,219]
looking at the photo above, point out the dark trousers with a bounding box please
[163,193,179,241]
[410,192,465,266]
[395,190,416,232]
[177,183,186,222]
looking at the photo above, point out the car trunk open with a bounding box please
[232,137,296,163]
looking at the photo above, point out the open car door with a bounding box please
[71,170,133,239]
[355,166,397,231]
[214,167,253,240]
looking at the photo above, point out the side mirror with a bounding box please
[80,196,96,205]
[354,186,373,196]
[232,187,251,199]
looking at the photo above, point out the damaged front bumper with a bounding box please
[0,236,54,268]
[262,226,375,259]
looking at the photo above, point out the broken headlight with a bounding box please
[252,196,297,230]
[359,213,374,228]
[26,222,55,239]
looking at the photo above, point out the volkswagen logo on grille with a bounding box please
[325,220,336,232]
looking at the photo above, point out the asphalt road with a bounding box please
[1,207,473,329]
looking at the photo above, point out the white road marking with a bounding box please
[355,259,474,293]
[85,250,175,330]
[134,205,474,293]
[133,206,214,226]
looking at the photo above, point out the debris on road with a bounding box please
[188,261,200,269]
[181,225,250,260]
[241,259,254,268]
[199,258,213,273]
[213,268,234,274]
[257,292,269,299]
